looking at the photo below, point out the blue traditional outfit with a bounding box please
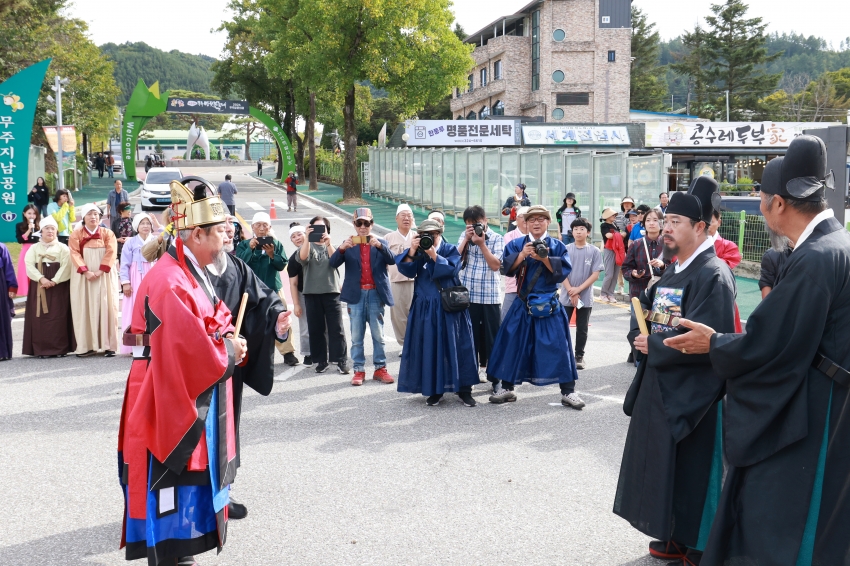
[487,234,579,388]
[0,242,16,360]
[395,240,478,398]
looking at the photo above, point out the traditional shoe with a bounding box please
[351,371,365,386]
[649,540,686,560]
[457,392,476,407]
[372,367,394,384]
[674,548,703,566]
[76,350,96,358]
[227,500,248,520]
[104,350,116,357]
[426,394,443,406]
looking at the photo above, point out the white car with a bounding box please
[111,156,123,174]
[140,168,183,210]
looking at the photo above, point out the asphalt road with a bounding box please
[2,167,660,565]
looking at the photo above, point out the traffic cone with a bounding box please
[269,199,278,219]
[570,308,577,327]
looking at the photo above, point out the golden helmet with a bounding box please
[169,176,227,230]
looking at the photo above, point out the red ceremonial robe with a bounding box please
[118,250,236,521]
[714,236,743,332]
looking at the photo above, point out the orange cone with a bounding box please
[269,199,278,219]
[569,308,577,327]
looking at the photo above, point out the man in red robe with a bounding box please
[118,179,247,566]
[708,210,743,332]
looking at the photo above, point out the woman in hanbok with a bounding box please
[14,204,40,298]
[22,216,76,357]
[118,213,156,354]
[395,219,479,406]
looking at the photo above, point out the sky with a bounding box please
[65,0,849,59]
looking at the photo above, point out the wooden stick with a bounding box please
[632,297,650,336]
[234,292,249,336]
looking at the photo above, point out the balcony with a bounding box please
[451,79,507,111]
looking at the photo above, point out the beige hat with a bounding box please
[516,206,530,218]
[417,218,444,234]
[601,207,618,220]
[523,205,551,221]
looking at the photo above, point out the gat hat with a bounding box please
[39,216,58,231]
[524,205,551,221]
[251,212,272,226]
[354,207,373,221]
[666,176,720,223]
[289,225,306,237]
[77,203,102,219]
[417,218,444,234]
[601,207,617,220]
[516,206,530,218]
[132,213,152,232]
[760,135,834,202]
[396,204,413,216]
[169,176,227,230]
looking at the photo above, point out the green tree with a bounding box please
[629,6,667,112]
[670,26,713,116]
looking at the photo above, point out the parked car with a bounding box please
[111,155,123,174]
[719,195,762,216]
[140,167,184,210]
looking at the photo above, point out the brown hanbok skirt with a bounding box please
[23,261,76,357]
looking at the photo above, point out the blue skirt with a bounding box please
[488,298,578,386]
[398,295,479,396]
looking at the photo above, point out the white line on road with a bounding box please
[245,202,264,210]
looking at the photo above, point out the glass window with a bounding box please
[494,60,502,80]
[468,74,474,92]
[480,68,487,87]
[553,29,566,41]
[457,115,464,120]
[479,106,490,119]
[466,111,476,120]
[552,108,565,120]
[608,50,616,62]
[493,100,505,116]
[145,171,183,184]
[531,10,540,91]
[552,70,565,83]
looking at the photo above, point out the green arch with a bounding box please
[120,79,295,181]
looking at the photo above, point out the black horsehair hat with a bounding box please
[665,176,720,223]
[760,135,834,202]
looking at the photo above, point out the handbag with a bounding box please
[435,278,470,313]
[519,264,560,318]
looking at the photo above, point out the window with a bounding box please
[552,70,565,83]
[468,74,474,92]
[556,93,590,105]
[466,111,477,120]
[601,16,611,24]
[531,10,540,91]
[480,68,487,87]
[494,60,502,80]
[552,29,566,42]
[608,50,616,62]
[455,87,461,98]
[457,115,464,120]
[493,100,505,116]
[479,106,490,119]
[552,108,565,120]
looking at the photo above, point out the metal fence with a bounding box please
[718,211,771,263]
[368,147,666,241]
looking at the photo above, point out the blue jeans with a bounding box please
[108,165,114,178]
[347,288,387,372]
[561,233,575,245]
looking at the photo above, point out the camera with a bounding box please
[531,239,549,258]
[472,222,485,237]
[419,234,434,251]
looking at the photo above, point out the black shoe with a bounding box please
[426,394,443,406]
[303,355,313,366]
[227,501,248,520]
[627,352,634,364]
[284,353,300,366]
[315,362,329,373]
[104,350,116,357]
[76,350,96,358]
[338,358,351,374]
[458,392,476,407]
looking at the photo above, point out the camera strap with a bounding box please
[518,264,544,303]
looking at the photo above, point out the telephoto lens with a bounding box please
[473,222,485,237]
[419,234,434,251]
[532,239,549,258]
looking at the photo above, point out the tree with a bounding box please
[263,0,473,201]
[629,6,667,112]
[670,26,712,117]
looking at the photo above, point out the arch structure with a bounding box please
[120,79,295,181]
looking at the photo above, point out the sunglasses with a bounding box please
[355,220,372,227]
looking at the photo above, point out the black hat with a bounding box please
[665,176,719,223]
[760,135,834,201]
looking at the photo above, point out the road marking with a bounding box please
[274,365,306,381]
[245,202,264,210]
[581,392,625,403]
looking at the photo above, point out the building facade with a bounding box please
[450,0,631,124]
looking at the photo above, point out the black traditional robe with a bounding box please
[209,253,285,468]
[702,216,850,566]
[614,245,737,549]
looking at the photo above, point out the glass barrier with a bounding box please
[593,153,625,238]
[627,155,664,208]
[433,150,444,209]
[454,150,468,213]
[541,150,564,213]
[567,152,592,221]
[483,149,501,220]
[520,150,540,205]
[468,149,484,212]
[442,151,455,212]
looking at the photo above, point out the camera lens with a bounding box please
[533,240,549,258]
[420,234,434,250]
[473,223,484,237]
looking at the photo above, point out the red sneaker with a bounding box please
[372,367,395,384]
[351,371,365,386]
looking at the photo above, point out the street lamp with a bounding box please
[49,76,70,191]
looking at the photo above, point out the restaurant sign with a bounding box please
[522,125,631,146]
[645,121,840,148]
[404,119,521,146]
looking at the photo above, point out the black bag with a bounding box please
[435,278,470,313]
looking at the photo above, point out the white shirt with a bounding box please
[792,209,834,252]
[674,236,715,274]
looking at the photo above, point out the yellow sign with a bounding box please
[42,125,77,153]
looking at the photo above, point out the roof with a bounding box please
[463,0,541,44]
[629,109,704,122]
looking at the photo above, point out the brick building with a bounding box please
[450,0,631,124]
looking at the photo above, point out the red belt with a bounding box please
[361,284,376,290]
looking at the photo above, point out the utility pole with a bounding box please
[46,76,70,191]
[725,90,730,122]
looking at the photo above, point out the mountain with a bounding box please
[100,42,217,106]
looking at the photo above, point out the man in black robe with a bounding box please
[207,216,292,518]
[666,136,850,566]
[614,176,737,565]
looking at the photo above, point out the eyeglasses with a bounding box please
[355,220,372,227]
[527,216,548,224]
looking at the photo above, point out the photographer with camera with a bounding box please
[487,205,583,409]
[395,219,479,407]
[330,208,395,386]
[236,212,299,366]
[457,205,504,382]
[501,206,529,321]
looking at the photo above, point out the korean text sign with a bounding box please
[522,125,631,146]
[644,121,840,148]
[404,120,521,146]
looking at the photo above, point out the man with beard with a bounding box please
[613,176,737,566]
[207,215,292,518]
[664,136,850,566]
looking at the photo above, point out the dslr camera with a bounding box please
[472,222,485,237]
[531,239,549,258]
[419,233,434,251]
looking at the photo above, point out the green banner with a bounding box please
[0,59,51,242]
[249,106,295,176]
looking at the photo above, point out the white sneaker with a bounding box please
[561,392,585,409]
